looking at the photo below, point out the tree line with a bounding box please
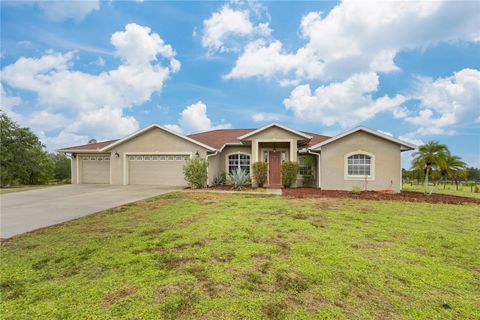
[0,112,70,187]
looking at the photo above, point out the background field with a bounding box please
[402,183,480,199]
[1,192,479,319]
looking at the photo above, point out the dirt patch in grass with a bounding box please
[103,287,138,307]
[283,188,480,205]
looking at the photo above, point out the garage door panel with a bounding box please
[128,155,189,186]
[81,156,110,184]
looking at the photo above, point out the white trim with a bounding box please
[344,150,376,181]
[237,122,312,140]
[100,124,216,152]
[123,152,193,185]
[309,126,416,151]
[219,142,244,152]
[225,152,252,176]
[59,149,105,154]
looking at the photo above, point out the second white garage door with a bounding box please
[128,155,190,186]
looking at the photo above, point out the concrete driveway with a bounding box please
[0,184,179,239]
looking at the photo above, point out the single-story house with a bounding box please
[59,122,415,192]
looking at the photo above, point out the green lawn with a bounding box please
[1,192,479,319]
[403,183,480,199]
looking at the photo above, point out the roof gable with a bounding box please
[100,124,216,152]
[237,123,312,140]
[309,126,416,151]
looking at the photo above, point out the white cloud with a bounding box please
[405,68,480,136]
[201,4,271,53]
[398,135,424,148]
[252,112,285,122]
[38,131,89,152]
[0,83,22,110]
[165,101,231,134]
[0,83,22,122]
[1,23,179,149]
[227,0,479,82]
[283,72,406,127]
[95,57,105,66]
[37,0,100,21]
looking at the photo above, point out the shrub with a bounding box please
[281,161,299,188]
[183,157,208,189]
[352,186,362,194]
[302,174,314,187]
[475,185,479,193]
[252,162,268,187]
[301,155,316,187]
[213,172,226,186]
[229,168,251,190]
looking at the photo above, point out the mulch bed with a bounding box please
[206,185,258,191]
[282,188,480,205]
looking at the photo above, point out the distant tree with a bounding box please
[466,167,480,181]
[411,141,449,195]
[0,111,54,186]
[50,152,71,181]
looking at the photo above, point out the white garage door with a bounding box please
[81,156,110,184]
[128,155,190,186]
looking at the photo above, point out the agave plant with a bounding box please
[213,172,226,186]
[229,168,251,190]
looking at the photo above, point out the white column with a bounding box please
[252,140,259,162]
[290,139,297,162]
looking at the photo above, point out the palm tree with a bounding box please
[411,141,449,195]
[438,154,466,192]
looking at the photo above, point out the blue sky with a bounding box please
[1,0,479,167]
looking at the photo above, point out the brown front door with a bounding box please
[269,151,281,186]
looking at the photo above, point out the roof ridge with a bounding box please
[187,128,256,135]
[64,139,119,149]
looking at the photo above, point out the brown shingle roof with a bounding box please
[61,128,331,152]
[188,129,330,149]
[60,139,118,151]
[187,129,255,149]
[302,132,331,147]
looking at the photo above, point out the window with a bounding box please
[228,154,250,175]
[298,156,314,176]
[347,154,371,176]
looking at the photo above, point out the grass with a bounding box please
[403,183,480,199]
[1,192,479,319]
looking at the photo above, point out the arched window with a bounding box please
[228,154,250,175]
[347,153,372,177]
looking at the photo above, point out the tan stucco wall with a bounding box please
[71,156,77,184]
[320,131,401,192]
[244,126,307,141]
[207,153,221,185]
[108,127,209,185]
[244,126,304,162]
